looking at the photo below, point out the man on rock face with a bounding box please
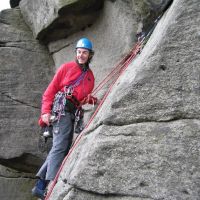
[32,38,98,199]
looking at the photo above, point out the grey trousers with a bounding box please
[36,112,74,180]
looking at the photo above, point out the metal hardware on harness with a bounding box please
[52,91,66,116]
[75,109,83,122]
[66,87,74,97]
[50,115,57,122]
[74,108,84,134]
[43,128,52,138]
[42,115,58,140]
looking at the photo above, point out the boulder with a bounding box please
[19,0,104,43]
[0,8,54,172]
[0,165,35,200]
[53,120,200,199]
[95,0,200,126]
[19,0,172,44]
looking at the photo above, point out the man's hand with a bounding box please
[41,113,51,126]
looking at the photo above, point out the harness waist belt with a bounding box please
[64,97,78,113]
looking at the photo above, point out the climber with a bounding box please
[31,38,98,199]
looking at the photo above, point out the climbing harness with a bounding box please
[50,71,87,133]
[52,91,66,117]
[44,14,163,200]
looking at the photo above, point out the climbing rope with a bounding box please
[91,14,164,97]
[45,14,162,200]
[92,40,143,96]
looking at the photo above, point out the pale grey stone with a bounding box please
[0,8,54,171]
[19,0,103,43]
[0,165,35,200]
[51,120,200,199]
[1,0,200,199]
[92,0,200,127]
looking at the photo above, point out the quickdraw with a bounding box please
[52,91,66,116]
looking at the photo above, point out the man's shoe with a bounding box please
[31,179,48,199]
[32,186,45,199]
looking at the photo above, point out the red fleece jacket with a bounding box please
[41,61,95,115]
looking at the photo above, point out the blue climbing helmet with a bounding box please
[76,38,93,51]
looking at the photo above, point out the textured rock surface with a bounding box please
[132,0,173,33]
[95,0,200,126]
[0,165,35,200]
[0,8,54,172]
[53,120,200,199]
[0,0,199,199]
[49,0,200,199]
[19,0,171,44]
[19,0,103,43]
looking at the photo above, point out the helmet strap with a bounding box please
[75,59,89,72]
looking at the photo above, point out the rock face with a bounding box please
[0,165,35,200]
[0,8,54,200]
[53,121,200,199]
[0,0,200,199]
[49,0,200,199]
[19,0,104,43]
[96,0,200,125]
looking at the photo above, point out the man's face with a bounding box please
[76,48,90,64]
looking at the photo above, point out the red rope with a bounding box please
[44,40,143,200]
[92,41,142,96]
